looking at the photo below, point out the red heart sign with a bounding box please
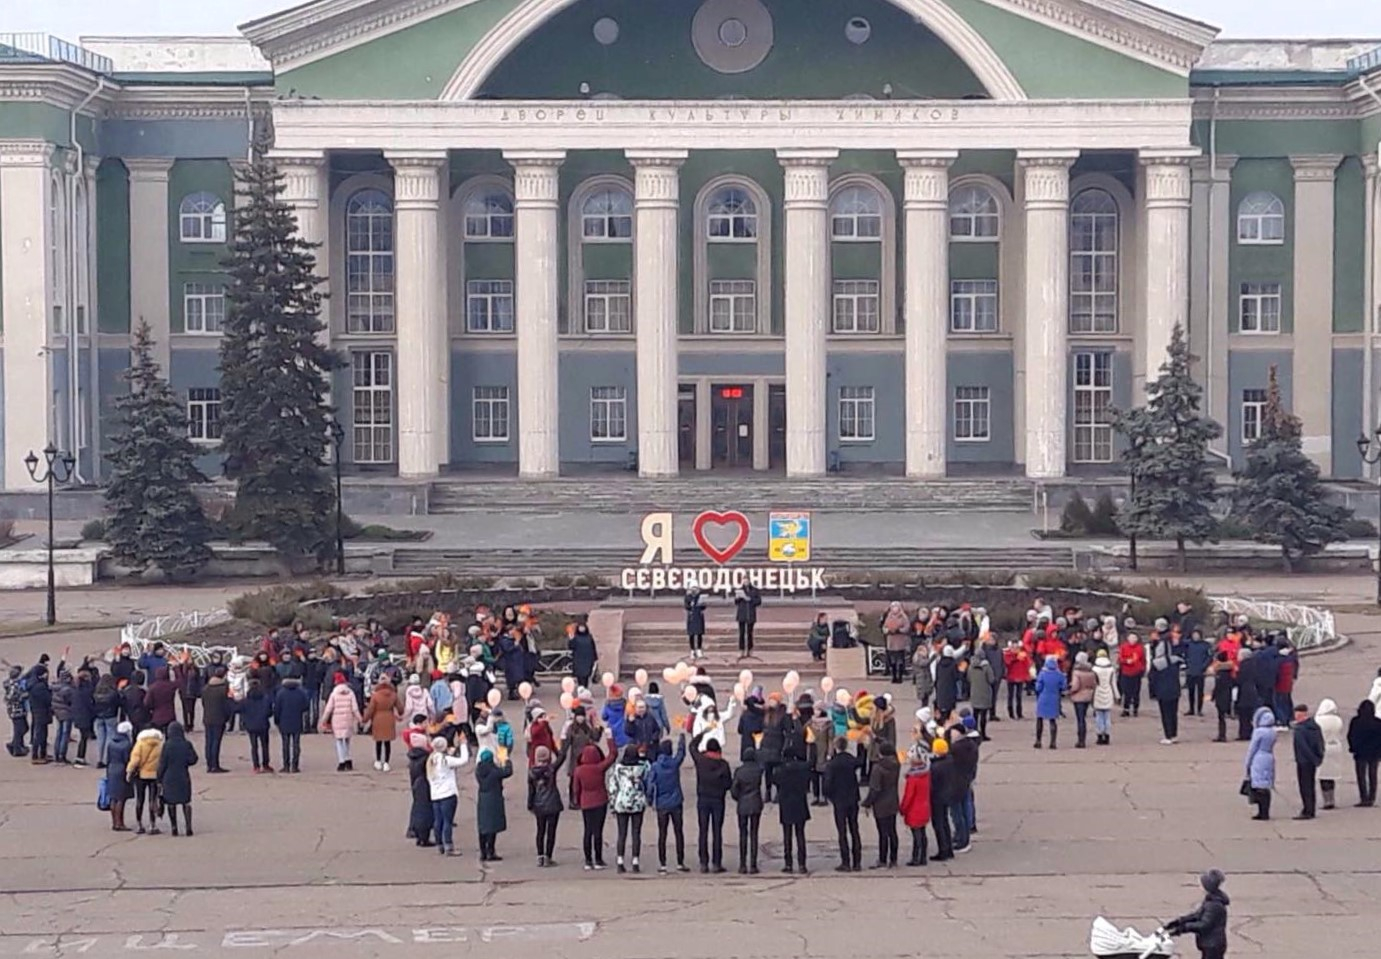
[692,510,751,565]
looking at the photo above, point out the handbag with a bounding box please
[1238,778,1251,798]
[96,777,111,811]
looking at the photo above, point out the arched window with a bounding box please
[948,185,999,240]
[1069,188,1119,334]
[706,186,757,240]
[1237,191,1285,245]
[179,191,226,243]
[581,187,633,240]
[344,189,395,334]
[463,189,514,239]
[830,185,882,240]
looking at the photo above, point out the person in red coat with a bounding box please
[899,748,932,866]
[571,730,617,869]
[526,708,557,763]
[1118,634,1148,718]
[1002,640,1032,720]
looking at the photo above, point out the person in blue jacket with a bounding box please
[1034,655,1067,750]
[644,682,671,736]
[647,733,689,873]
[239,679,274,773]
[272,677,310,773]
[1179,629,1214,718]
[601,685,629,747]
[625,698,662,755]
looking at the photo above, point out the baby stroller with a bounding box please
[1089,917,1173,958]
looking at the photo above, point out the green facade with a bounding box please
[96,158,131,333]
[1333,157,1366,334]
[166,159,233,334]
[1227,158,1294,335]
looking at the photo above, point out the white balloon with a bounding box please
[732,682,745,701]
[820,676,835,693]
[634,668,649,688]
[739,669,753,688]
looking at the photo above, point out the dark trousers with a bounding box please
[1119,674,1142,714]
[932,803,953,858]
[737,622,754,655]
[479,832,498,859]
[1185,675,1205,715]
[1272,691,1294,726]
[1006,682,1023,719]
[616,810,644,862]
[696,798,725,867]
[1158,698,1179,740]
[909,825,929,864]
[950,798,970,849]
[1237,710,1254,741]
[886,650,906,684]
[180,696,197,731]
[688,633,703,654]
[433,795,457,850]
[1215,706,1230,741]
[656,806,685,867]
[305,690,321,731]
[535,812,559,857]
[280,731,301,770]
[782,822,807,869]
[249,731,270,769]
[581,806,607,865]
[204,722,225,770]
[831,803,861,868]
[374,740,392,764]
[8,715,27,755]
[874,812,898,865]
[974,707,990,739]
[810,770,823,802]
[736,812,760,869]
[30,721,49,759]
[1298,765,1318,817]
[1201,948,1226,959]
[763,762,779,801]
[1357,758,1379,806]
[1036,717,1057,747]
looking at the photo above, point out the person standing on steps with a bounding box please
[684,588,707,660]
[730,744,764,874]
[1314,698,1345,811]
[823,737,862,872]
[691,728,733,873]
[1033,656,1065,750]
[1291,703,1326,819]
[734,583,761,658]
[1243,707,1276,821]
[568,622,598,690]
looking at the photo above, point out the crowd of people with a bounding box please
[3,593,1379,868]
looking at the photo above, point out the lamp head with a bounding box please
[23,451,39,477]
[1359,433,1371,458]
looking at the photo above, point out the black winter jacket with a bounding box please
[731,758,764,816]
[1168,889,1229,952]
[822,751,861,808]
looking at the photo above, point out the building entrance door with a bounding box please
[678,384,697,468]
[711,384,754,468]
[768,384,786,470]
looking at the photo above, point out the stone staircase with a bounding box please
[390,544,1076,576]
[428,476,1035,514]
[619,617,828,683]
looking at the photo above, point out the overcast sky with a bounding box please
[5,0,1380,41]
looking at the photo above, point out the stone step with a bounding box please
[428,477,1036,514]
[390,545,1073,575]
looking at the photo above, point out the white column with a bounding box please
[1,141,57,489]
[124,157,174,372]
[778,148,836,477]
[1189,155,1235,440]
[1141,151,1195,381]
[506,150,565,479]
[1019,151,1076,479]
[1365,154,1378,464]
[627,149,687,478]
[898,150,957,478]
[1292,154,1343,472]
[387,151,449,478]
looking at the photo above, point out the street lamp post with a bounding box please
[25,444,76,626]
[328,418,346,576]
[1356,427,1381,605]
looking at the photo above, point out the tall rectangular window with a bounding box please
[832,279,880,334]
[590,386,628,442]
[473,386,510,442]
[949,279,999,333]
[351,351,393,464]
[183,283,225,335]
[1241,388,1268,444]
[466,279,515,333]
[708,279,756,333]
[1239,282,1282,334]
[584,279,632,334]
[953,386,991,442]
[838,386,875,442]
[187,387,222,444]
[1072,352,1114,463]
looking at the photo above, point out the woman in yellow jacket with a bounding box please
[126,727,165,834]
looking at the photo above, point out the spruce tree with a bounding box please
[104,320,213,579]
[219,148,341,565]
[1233,365,1350,572]
[1115,324,1222,572]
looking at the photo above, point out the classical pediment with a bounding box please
[243,0,1218,81]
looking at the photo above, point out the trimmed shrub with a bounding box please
[80,518,108,542]
[1343,516,1377,539]
[1060,491,1095,534]
[227,580,346,627]
[1089,491,1121,535]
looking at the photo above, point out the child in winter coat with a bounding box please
[320,673,363,771]
[1090,650,1118,745]
[402,674,435,724]
[898,747,932,866]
